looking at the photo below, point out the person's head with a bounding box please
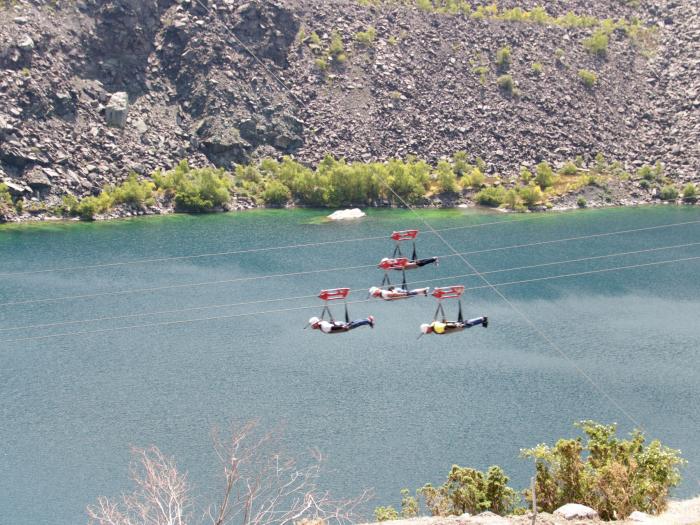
[369,287,382,298]
[420,323,433,334]
[308,316,321,329]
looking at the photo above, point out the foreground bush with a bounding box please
[659,185,679,201]
[522,421,684,520]
[109,173,156,208]
[682,183,698,202]
[475,186,506,207]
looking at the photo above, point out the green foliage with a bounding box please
[496,74,514,94]
[531,62,544,75]
[519,166,534,184]
[355,26,377,46]
[535,161,555,189]
[639,179,650,190]
[472,65,489,85]
[261,180,291,206]
[154,160,232,212]
[519,185,544,208]
[495,46,511,70]
[0,183,11,206]
[659,185,679,201]
[75,192,113,220]
[475,186,506,207]
[682,183,698,202]
[577,196,588,208]
[387,35,398,45]
[400,488,419,518]
[466,167,485,188]
[554,48,566,64]
[314,58,328,71]
[594,152,608,173]
[436,160,458,193]
[308,31,322,51]
[583,29,609,56]
[329,31,347,63]
[452,151,470,177]
[373,506,399,521]
[578,69,598,88]
[418,465,518,516]
[560,162,579,176]
[503,188,521,210]
[109,173,156,208]
[522,421,684,520]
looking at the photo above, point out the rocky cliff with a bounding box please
[0,0,698,216]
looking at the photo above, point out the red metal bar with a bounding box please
[377,257,410,270]
[432,286,465,300]
[390,229,419,242]
[318,288,351,301]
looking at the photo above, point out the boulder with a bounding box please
[105,92,129,128]
[554,503,599,520]
[16,34,35,51]
[327,208,366,221]
[24,167,52,192]
[2,180,30,196]
[628,510,653,522]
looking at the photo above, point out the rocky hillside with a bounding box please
[0,0,698,217]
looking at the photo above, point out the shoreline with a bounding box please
[2,197,698,227]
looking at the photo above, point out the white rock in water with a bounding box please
[628,510,653,522]
[327,208,366,221]
[554,503,599,520]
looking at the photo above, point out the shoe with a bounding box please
[482,316,488,328]
[368,315,375,328]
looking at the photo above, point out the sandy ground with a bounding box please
[362,496,700,525]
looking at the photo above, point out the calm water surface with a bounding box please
[1,206,699,524]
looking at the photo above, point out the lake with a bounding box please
[1,206,699,524]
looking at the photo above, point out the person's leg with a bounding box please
[415,257,439,267]
[465,316,487,328]
[347,316,375,329]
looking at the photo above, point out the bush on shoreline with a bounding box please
[374,421,684,521]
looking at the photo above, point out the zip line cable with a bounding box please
[2,221,698,308]
[1,253,698,345]
[2,241,697,334]
[0,214,559,278]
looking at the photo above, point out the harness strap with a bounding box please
[411,241,417,262]
[344,302,350,323]
[458,299,464,323]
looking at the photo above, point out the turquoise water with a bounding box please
[1,206,699,524]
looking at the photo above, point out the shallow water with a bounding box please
[1,206,699,524]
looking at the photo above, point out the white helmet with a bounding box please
[420,323,432,334]
[369,286,381,297]
[308,316,321,328]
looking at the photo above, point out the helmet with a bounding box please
[420,323,432,334]
[308,316,321,328]
[369,286,381,297]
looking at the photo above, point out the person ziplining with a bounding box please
[368,285,429,301]
[419,286,488,336]
[306,288,375,334]
[377,230,439,289]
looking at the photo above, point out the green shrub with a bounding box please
[531,62,543,75]
[314,58,328,71]
[519,166,534,184]
[466,167,485,188]
[578,69,598,88]
[535,161,555,189]
[495,46,511,70]
[418,465,518,516]
[682,183,697,202]
[583,29,609,56]
[554,48,565,63]
[475,186,506,207]
[519,185,544,208]
[262,180,291,206]
[0,183,12,206]
[400,488,419,518]
[452,151,471,177]
[436,160,458,193]
[560,161,578,176]
[522,421,684,520]
[472,65,489,85]
[373,506,399,521]
[329,31,347,63]
[496,74,514,93]
[639,179,650,189]
[75,192,113,220]
[503,188,520,209]
[109,173,155,208]
[154,161,232,212]
[659,185,678,201]
[577,196,587,208]
[355,26,377,46]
